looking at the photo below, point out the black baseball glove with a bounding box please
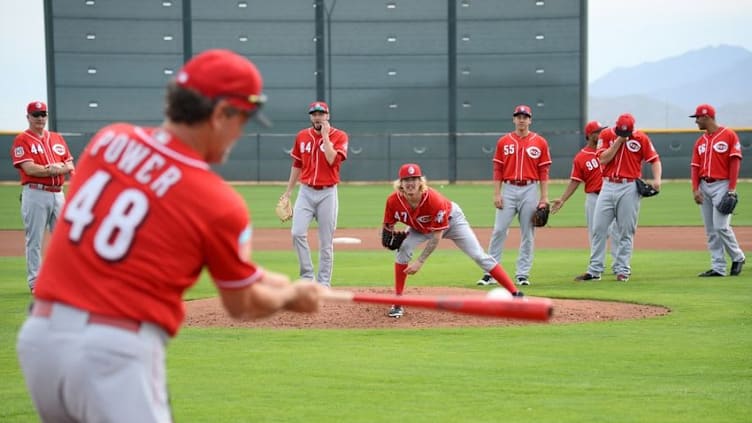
[716,191,738,215]
[381,227,407,250]
[531,203,550,227]
[635,179,659,197]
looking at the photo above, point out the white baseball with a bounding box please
[486,287,513,300]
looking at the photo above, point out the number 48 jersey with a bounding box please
[34,124,262,337]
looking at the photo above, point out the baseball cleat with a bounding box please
[512,291,524,298]
[697,269,724,277]
[476,274,495,286]
[388,305,404,318]
[516,276,530,286]
[574,272,601,281]
[730,259,745,276]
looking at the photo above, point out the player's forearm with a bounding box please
[650,160,662,183]
[728,157,740,191]
[539,181,549,202]
[493,180,503,197]
[322,140,337,165]
[20,162,64,178]
[417,233,440,263]
[559,180,580,203]
[284,167,301,194]
[599,140,623,164]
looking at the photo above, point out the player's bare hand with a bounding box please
[693,190,703,205]
[286,281,321,313]
[404,261,424,275]
[550,199,564,214]
[494,194,503,209]
[651,181,661,193]
[320,120,331,136]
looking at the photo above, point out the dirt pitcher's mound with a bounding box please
[184,287,669,330]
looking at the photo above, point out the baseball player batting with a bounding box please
[281,101,349,287]
[382,163,522,318]
[11,101,75,293]
[16,50,323,423]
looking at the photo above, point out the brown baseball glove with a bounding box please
[275,195,293,222]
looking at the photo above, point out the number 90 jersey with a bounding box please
[383,188,452,234]
[34,124,262,337]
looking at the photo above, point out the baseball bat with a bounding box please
[321,290,553,321]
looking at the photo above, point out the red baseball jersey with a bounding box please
[383,188,452,234]
[569,146,604,194]
[492,131,552,181]
[11,129,74,186]
[599,128,659,179]
[34,123,263,336]
[690,127,742,179]
[291,127,348,186]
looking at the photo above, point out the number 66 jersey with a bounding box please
[33,124,262,337]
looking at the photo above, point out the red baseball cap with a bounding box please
[308,101,329,114]
[614,113,635,137]
[584,120,608,137]
[176,49,266,113]
[398,163,423,179]
[689,104,715,119]
[513,105,532,117]
[27,101,47,114]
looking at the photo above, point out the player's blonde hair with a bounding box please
[393,176,428,193]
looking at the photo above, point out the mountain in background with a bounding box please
[588,44,752,129]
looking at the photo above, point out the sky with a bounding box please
[1,0,751,131]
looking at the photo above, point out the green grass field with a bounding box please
[1,182,750,422]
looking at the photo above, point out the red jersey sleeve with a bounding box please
[383,192,400,226]
[203,193,263,289]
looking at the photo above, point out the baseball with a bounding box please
[486,287,513,300]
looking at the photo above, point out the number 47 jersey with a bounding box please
[34,124,262,337]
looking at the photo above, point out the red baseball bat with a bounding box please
[322,290,553,321]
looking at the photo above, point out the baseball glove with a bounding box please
[716,191,738,215]
[275,195,293,222]
[531,203,550,227]
[635,179,659,197]
[381,227,407,250]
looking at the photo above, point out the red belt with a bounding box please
[701,177,722,183]
[604,177,635,183]
[503,180,535,186]
[31,300,142,333]
[306,184,334,190]
[25,183,62,193]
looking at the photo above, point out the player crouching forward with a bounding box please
[381,163,523,318]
